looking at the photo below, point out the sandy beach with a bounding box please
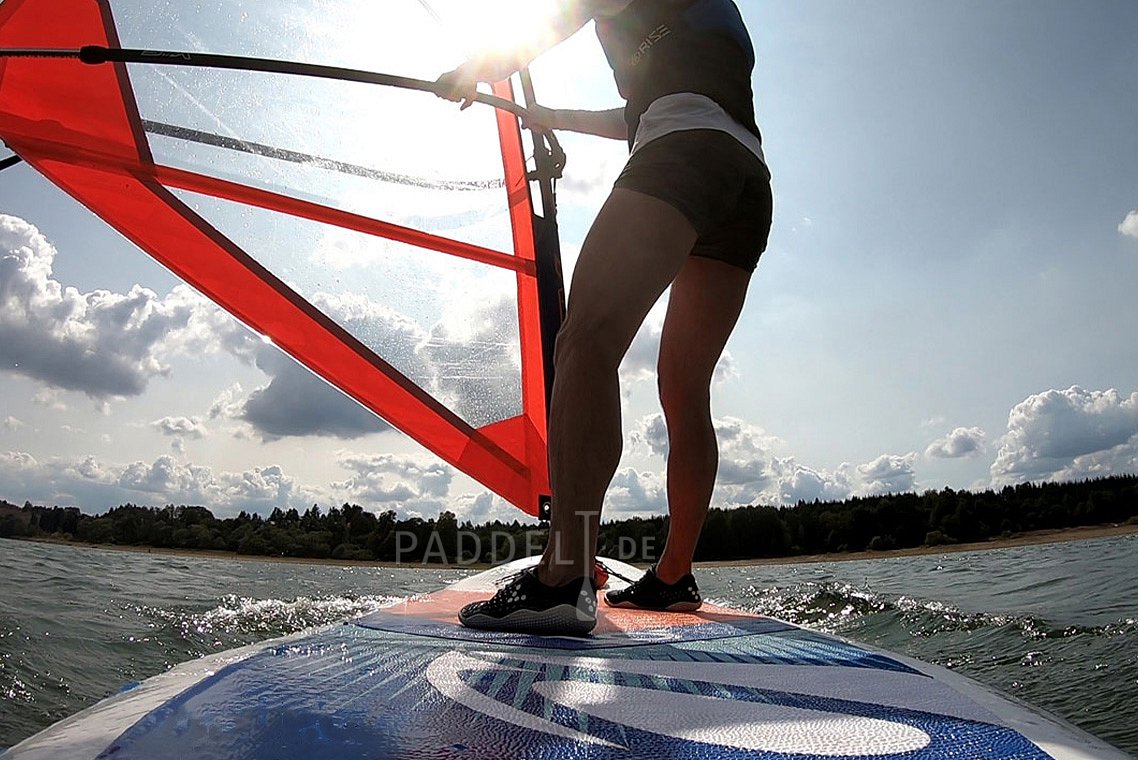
[19,520,1138,570]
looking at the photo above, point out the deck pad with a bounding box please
[357,590,796,649]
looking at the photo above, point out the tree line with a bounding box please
[1,474,1136,564]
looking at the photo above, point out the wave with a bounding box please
[719,581,1138,640]
[121,593,400,641]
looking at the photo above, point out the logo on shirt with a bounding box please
[631,24,671,66]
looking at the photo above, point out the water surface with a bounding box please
[1,536,1135,754]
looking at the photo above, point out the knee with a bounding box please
[553,315,625,374]
[657,370,712,421]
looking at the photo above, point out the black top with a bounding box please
[594,0,762,146]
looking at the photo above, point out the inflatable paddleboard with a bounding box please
[3,557,1128,759]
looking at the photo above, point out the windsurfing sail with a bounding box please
[0,0,565,516]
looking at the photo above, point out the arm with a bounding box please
[435,2,600,105]
[526,106,628,141]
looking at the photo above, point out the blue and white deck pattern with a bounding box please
[3,558,1128,759]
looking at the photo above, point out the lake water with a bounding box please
[1,535,1135,755]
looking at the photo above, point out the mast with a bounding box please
[519,68,566,522]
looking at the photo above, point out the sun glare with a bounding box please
[438,0,561,57]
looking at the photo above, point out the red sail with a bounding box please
[0,0,552,514]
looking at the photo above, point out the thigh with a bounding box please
[561,188,699,360]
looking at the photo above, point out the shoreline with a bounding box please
[18,521,1138,570]
[697,521,1138,568]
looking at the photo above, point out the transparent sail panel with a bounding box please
[99,0,541,428]
[109,0,524,254]
[172,190,524,428]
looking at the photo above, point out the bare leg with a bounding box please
[538,189,698,586]
[654,256,751,584]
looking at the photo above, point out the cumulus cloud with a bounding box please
[0,215,222,400]
[238,348,388,441]
[990,386,1138,485]
[606,468,667,516]
[151,416,207,439]
[449,490,531,525]
[420,295,522,426]
[0,443,485,519]
[856,453,919,496]
[925,426,987,459]
[768,459,855,505]
[33,388,69,412]
[0,215,421,441]
[630,413,670,457]
[214,291,527,441]
[1,214,550,445]
[620,317,664,384]
[151,416,208,454]
[182,289,404,442]
[625,413,912,510]
[3,416,24,431]
[619,311,737,388]
[716,421,779,491]
[332,452,455,513]
[0,449,320,517]
[1119,209,1138,239]
[0,208,375,441]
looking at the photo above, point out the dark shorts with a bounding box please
[613,129,773,272]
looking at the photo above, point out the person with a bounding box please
[437,0,772,635]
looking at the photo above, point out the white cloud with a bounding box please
[0,444,484,519]
[630,413,670,457]
[216,291,529,441]
[332,451,455,511]
[151,416,208,454]
[3,416,24,431]
[32,388,68,411]
[619,316,663,385]
[0,214,553,445]
[421,295,522,427]
[618,308,737,388]
[714,418,807,506]
[236,349,389,441]
[208,383,246,422]
[0,215,225,400]
[151,416,207,439]
[0,449,322,517]
[925,426,987,459]
[990,386,1138,485]
[448,490,529,525]
[624,413,912,510]
[770,459,855,505]
[1119,209,1138,239]
[0,215,395,440]
[605,467,667,516]
[856,453,919,496]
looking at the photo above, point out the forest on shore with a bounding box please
[2,475,1136,565]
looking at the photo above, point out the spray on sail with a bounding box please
[0,0,565,516]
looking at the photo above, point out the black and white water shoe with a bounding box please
[458,568,597,636]
[604,566,702,612]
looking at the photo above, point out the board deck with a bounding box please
[3,557,1129,759]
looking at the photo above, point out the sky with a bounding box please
[1,0,1137,524]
